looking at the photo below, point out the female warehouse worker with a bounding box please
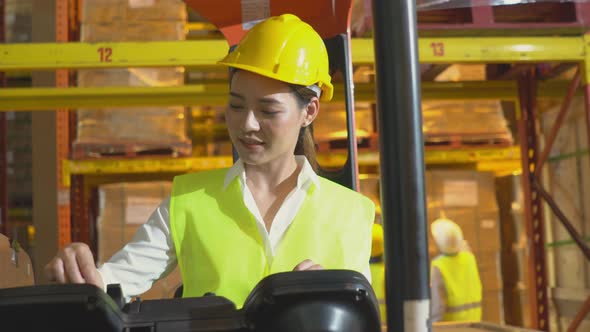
[45,14,375,307]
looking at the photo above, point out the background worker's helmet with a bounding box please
[372,223,384,258]
[431,218,464,255]
[218,14,334,101]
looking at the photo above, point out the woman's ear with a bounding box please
[302,97,320,127]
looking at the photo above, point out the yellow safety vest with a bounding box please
[369,256,386,323]
[169,168,375,307]
[431,251,482,322]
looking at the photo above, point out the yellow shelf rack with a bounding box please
[1,36,573,180]
[62,146,521,186]
[0,80,580,111]
[1,36,589,110]
[1,10,583,330]
[1,37,587,70]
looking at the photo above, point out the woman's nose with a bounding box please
[241,110,260,132]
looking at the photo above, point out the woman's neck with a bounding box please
[244,156,301,230]
[244,156,299,193]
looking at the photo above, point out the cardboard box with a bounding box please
[75,107,188,144]
[76,67,187,146]
[0,235,35,289]
[435,64,487,82]
[5,0,32,42]
[82,0,187,23]
[314,103,375,143]
[77,0,188,150]
[478,210,501,252]
[503,287,531,327]
[80,21,186,42]
[422,100,513,145]
[482,290,504,324]
[476,250,503,292]
[97,181,181,300]
[513,247,528,285]
[426,171,501,254]
[427,171,498,211]
[78,68,184,88]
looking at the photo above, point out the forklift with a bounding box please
[0,1,541,331]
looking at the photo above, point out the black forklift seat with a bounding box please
[0,270,381,332]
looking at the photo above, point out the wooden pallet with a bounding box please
[353,1,590,37]
[316,133,512,153]
[71,140,192,159]
[418,1,590,34]
[424,134,513,150]
[316,134,379,153]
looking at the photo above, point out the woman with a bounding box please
[45,14,375,307]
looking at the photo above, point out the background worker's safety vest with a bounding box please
[369,256,386,322]
[169,168,375,307]
[431,251,482,322]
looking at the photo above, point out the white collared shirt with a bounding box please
[98,156,371,300]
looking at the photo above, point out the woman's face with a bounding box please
[225,70,317,166]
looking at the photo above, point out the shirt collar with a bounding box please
[223,156,320,190]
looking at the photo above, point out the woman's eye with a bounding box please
[261,110,278,116]
[229,104,244,110]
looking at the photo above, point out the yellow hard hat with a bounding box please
[372,223,384,258]
[431,217,464,255]
[218,14,334,101]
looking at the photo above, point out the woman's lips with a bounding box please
[239,138,264,149]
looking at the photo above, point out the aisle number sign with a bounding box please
[430,42,445,57]
[97,47,113,63]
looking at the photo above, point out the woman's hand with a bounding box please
[44,242,104,290]
[293,259,323,271]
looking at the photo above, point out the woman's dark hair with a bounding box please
[290,84,320,173]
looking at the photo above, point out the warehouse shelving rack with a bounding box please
[2,1,590,331]
[0,35,529,263]
[0,0,7,239]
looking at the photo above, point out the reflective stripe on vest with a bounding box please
[446,301,482,313]
[431,251,483,322]
[169,168,375,307]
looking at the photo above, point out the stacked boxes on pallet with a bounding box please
[310,100,512,153]
[426,170,504,323]
[353,0,590,36]
[5,0,32,43]
[541,97,590,331]
[5,111,34,253]
[358,170,505,323]
[6,112,32,210]
[314,102,376,153]
[0,234,35,288]
[496,174,530,327]
[75,0,191,158]
[97,181,181,300]
[190,106,233,157]
[422,100,513,148]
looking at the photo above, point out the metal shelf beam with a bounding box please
[0,81,581,111]
[0,40,229,71]
[62,146,521,186]
[0,37,586,72]
[62,156,232,186]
